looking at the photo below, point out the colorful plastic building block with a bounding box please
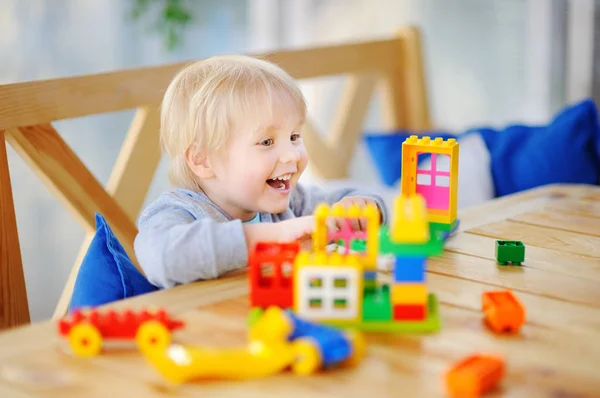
[400,135,459,227]
[482,290,525,333]
[293,251,364,322]
[446,354,505,398]
[57,308,184,357]
[495,240,525,265]
[313,202,380,268]
[249,241,299,309]
[390,194,430,243]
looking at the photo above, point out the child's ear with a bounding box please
[185,145,214,179]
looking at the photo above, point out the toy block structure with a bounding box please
[248,192,443,334]
[249,242,300,309]
[400,135,459,233]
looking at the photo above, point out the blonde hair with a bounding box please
[160,54,307,190]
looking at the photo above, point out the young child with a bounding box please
[134,55,388,290]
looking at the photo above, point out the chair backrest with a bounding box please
[0,26,431,330]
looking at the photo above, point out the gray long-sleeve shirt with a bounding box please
[134,183,388,289]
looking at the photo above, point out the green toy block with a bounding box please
[362,285,392,321]
[323,294,441,333]
[379,225,445,257]
[495,240,525,265]
[429,219,459,233]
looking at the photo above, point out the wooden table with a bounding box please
[1,183,599,397]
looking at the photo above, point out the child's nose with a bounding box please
[280,147,301,163]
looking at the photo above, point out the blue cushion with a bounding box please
[69,213,158,311]
[364,99,600,196]
[479,98,600,197]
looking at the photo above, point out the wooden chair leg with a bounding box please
[52,105,162,320]
[0,133,30,329]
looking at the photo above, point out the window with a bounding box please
[309,277,323,288]
[309,298,322,308]
[333,298,347,309]
[297,266,359,320]
[334,278,347,288]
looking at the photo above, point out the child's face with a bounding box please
[207,104,308,220]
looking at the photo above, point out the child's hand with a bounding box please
[244,216,316,253]
[275,216,315,244]
[331,196,380,232]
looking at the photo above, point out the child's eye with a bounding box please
[291,133,301,142]
[259,138,274,146]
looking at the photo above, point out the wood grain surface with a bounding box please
[0,183,599,397]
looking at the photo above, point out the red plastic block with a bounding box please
[482,290,525,333]
[249,241,299,309]
[393,304,426,321]
[57,308,184,340]
[446,354,505,398]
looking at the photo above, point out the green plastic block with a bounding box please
[323,294,441,333]
[379,225,445,256]
[429,219,459,233]
[495,240,525,265]
[362,285,392,321]
[247,307,265,326]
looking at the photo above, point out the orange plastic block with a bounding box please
[482,290,525,333]
[446,354,505,398]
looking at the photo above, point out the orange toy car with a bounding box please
[446,354,505,398]
[482,290,525,333]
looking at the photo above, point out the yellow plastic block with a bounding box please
[391,284,428,304]
[400,135,459,225]
[312,202,380,267]
[390,194,429,244]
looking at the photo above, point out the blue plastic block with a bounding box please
[286,311,352,366]
[394,256,425,282]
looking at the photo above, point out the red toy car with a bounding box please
[58,308,184,357]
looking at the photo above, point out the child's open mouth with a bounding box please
[266,173,292,192]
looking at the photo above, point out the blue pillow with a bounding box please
[364,99,600,196]
[479,98,600,197]
[69,213,158,311]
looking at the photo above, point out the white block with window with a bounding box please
[297,266,360,320]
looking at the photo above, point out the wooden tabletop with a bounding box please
[1,183,599,397]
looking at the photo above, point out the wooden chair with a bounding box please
[0,26,431,330]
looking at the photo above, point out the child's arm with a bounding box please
[134,204,315,289]
[290,183,389,224]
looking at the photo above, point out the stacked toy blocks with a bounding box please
[392,256,428,321]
